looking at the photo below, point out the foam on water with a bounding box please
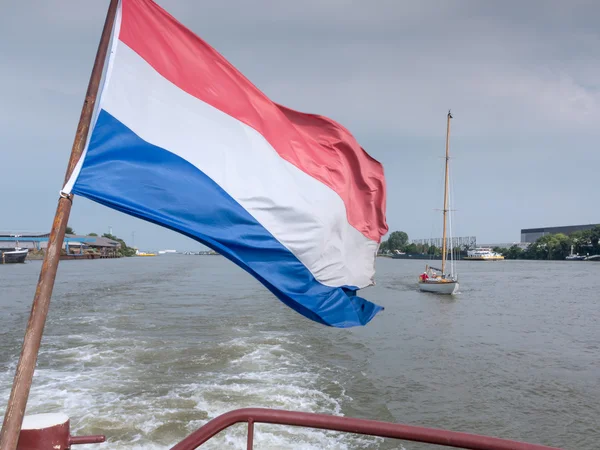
[1,311,383,449]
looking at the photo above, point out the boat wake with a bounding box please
[1,321,385,449]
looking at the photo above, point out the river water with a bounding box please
[0,256,598,449]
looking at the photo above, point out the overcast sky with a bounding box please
[1,0,599,250]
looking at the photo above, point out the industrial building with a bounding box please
[520,224,600,243]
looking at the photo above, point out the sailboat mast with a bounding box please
[441,110,452,275]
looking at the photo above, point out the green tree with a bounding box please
[65,226,75,235]
[404,243,418,254]
[102,233,137,257]
[525,233,572,260]
[551,233,572,259]
[590,225,600,250]
[386,231,409,252]
[429,245,441,256]
[570,230,588,254]
[569,227,600,255]
[452,246,465,258]
[87,232,98,236]
[504,245,524,260]
[378,240,389,254]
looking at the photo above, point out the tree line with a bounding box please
[379,226,600,260]
[493,226,600,260]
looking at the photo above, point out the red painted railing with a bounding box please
[170,408,562,450]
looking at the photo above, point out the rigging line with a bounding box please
[448,155,457,276]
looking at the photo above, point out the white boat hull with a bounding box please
[418,280,459,295]
[0,248,29,264]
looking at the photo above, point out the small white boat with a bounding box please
[565,245,586,261]
[0,247,29,264]
[418,111,459,295]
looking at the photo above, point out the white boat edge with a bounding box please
[0,247,29,264]
[463,247,504,261]
[418,280,459,295]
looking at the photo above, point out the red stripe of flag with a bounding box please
[119,0,388,241]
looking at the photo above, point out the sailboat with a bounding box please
[418,111,459,295]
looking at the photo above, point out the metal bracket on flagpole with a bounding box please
[59,191,73,202]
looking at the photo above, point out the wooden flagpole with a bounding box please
[0,1,119,448]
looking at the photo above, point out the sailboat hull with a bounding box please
[418,280,458,295]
